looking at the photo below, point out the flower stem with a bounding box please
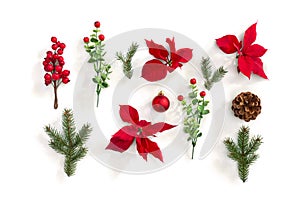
[192,140,196,159]
[53,81,58,109]
[96,84,101,107]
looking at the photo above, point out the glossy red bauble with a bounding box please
[152,91,170,112]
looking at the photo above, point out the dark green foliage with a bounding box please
[116,42,139,79]
[224,126,263,182]
[44,109,92,177]
[200,57,227,90]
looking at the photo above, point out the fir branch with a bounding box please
[200,57,227,90]
[223,126,263,182]
[116,42,139,79]
[44,109,92,177]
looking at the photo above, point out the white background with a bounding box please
[1,0,299,199]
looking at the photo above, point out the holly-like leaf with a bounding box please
[141,59,168,82]
[105,125,136,152]
[119,105,140,124]
[243,22,257,49]
[142,122,177,136]
[216,35,241,54]
[145,39,169,60]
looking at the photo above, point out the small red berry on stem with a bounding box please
[177,95,184,101]
[62,77,70,84]
[51,36,57,43]
[57,49,63,55]
[99,34,105,41]
[94,21,100,28]
[52,44,58,50]
[83,37,89,43]
[190,78,196,85]
[62,70,70,77]
[44,73,51,80]
[200,91,206,98]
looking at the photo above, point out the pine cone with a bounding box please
[231,92,261,122]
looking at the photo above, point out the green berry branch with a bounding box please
[178,78,209,159]
[224,126,263,182]
[116,42,139,79]
[200,57,227,90]
[83,21,112,107]
[44,109,92,176]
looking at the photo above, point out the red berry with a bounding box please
[59,43,66,49]
[45,79,52,86]
[45,64,54,72]
[83,37,89,43]
[99,34,105,41]
[177,95,184,101]
[53,54,58,59]
[44,73,51,80]
[190,78,196,85]
[94,21,100,28]
[51,36,57,43]
[55,65,62,73]
[43,61,48,66]
[46,51,53,55]
[52,73,60,81]
[52,44,58,50]
[200,91,206,97]
[57,49,63,55]
[62,77,70,84]
[62,70,70,77]
[58,56,64,62]
[59,60,65,66]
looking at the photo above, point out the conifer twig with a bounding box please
[224,126,263,182]
[44,109,92,176]
[116,42,139,79]
[200,57,227,90]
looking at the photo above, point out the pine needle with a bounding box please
[200,57,227,90]
[44,108,92,177]
[223,126,263,182]
[116,42,139,79]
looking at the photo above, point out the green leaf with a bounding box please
[91,38,98,43]
[92,76,101,84]
[203,101,209,106]
[101,82,109,88]
[101,74,107,81]
[202,110,209,115]
[93,29,100,33]
[189,92,197,98]
[197,132,202,138]
[192,98,198,105]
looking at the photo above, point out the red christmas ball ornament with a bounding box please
[152,91,170,112]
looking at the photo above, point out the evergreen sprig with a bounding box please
[84,28,112,107]
[200,57,227,90]
[116,42,139,79]
[181,84,209,159]
[44,109,92,177]
[224,126,263,182]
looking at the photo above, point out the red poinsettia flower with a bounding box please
[106,105,177,162]
[216,22,268,79]
[141,37,193,82]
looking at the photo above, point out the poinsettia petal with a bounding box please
[141,59,168,82]
[238,55,253,79]
[216,35,241,54]
[105,125,136,152]
[244,44,267,57]
[119,105,139,124]
[173,48,193,63]
[137,120,151,127]
[145,39,169,60]
[251,57,268,79]
[168,59,182,71]
[142,122,177,136]
[136,137,148,161]
[243,22,257,49]
[136,137,163,162]
[166,37,176,53]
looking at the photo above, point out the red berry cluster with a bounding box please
[83,21,105,44]
[43,37,70,86]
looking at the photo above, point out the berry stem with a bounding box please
[53,81,58,109]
